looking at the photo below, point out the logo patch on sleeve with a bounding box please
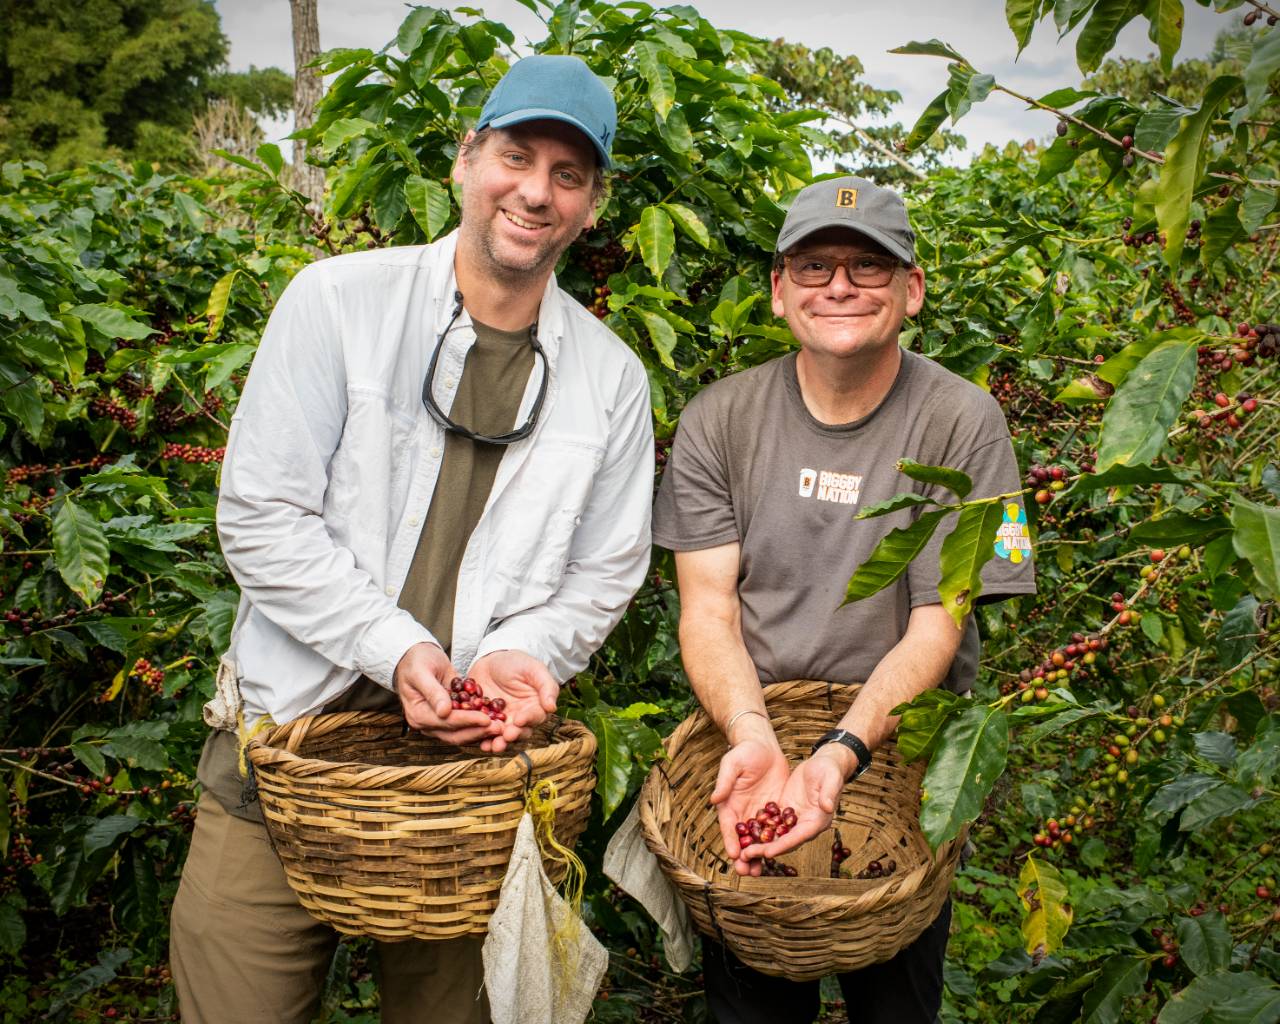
[994,503,1031,563]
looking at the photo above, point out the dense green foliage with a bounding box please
[0,0,1277,1020]
[0,0,292,169]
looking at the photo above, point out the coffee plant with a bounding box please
[0,0,1276,1020]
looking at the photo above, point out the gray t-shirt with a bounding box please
[652,349,1036,693]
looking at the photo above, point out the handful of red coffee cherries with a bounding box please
[734,802,800,876]
[735,801,797,846]
[448,676,507,721]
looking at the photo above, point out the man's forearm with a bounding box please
[837,604,962,754]
[679,615,774,746]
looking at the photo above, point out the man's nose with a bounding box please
[517,168,554,209]
[824,263,861,296]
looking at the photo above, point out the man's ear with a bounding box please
[452,130,476,186]
[904,265,926,318]
[770,268,786,319]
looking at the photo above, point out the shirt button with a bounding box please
[408,516,419,526]
[384,586,395,596]
[444,375,455,389]
[430,447,441,458]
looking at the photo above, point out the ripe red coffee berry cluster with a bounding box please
[855,855,897,879]
[448,676,507,721]
[734,801,797,847]
[90,396,138,429]
[160,442,226,464]
[831,835,852,877]
[130,657,166,696]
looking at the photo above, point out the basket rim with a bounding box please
[638,680,966,908]
[246,709,595,792]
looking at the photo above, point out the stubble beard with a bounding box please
[461,207,567,287]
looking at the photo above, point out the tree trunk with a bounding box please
[288,0,325,207]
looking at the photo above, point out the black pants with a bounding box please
[701,900,951,1024]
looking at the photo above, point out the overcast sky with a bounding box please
[213,1,1232,161]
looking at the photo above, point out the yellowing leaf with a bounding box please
[1019,852,1073,957]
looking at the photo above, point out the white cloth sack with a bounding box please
[483,813,607,1024]
[602,799,695,972]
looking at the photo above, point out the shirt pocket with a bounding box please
[488,437,604,599]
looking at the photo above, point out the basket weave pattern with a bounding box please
[638,681,965,980]
[247,711,596,940]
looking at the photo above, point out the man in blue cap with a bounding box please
[170,55,653,1023]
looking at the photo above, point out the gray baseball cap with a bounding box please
[776,176,915,264]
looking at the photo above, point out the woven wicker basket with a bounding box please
[247,710,596,940]
[638,681,966,981]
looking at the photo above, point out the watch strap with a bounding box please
[811,729,872,780]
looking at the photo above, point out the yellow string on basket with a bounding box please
[526,778,587,1001]
[236,709,276,778]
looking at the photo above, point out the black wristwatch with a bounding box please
[811,729,873,781]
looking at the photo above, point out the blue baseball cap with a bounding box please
[476,55,616,169]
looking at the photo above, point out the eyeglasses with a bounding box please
[783,253,902,289]
[421,291,549,445]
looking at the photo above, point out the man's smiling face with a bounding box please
[454,120,599,283]
[770,228,925,364]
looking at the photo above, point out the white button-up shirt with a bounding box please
[217,231,654,723]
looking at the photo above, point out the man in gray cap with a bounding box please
[170,54,653,1023]
[653,176,1034,1022]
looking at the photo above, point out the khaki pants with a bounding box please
[170,791,491,1024]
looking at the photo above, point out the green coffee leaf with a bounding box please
[1081,955,1148,1024]
[1243,25,1280,117]
[1129,513,1231,545]
[635,41,676,121]
[904,89,950,151]
[1239,187,1277,235]
[938,501,1004,627]
[1218,595,1260,667]
[1076,0,1144,75]
[945,64,995,123]
[1230,498,1280,598]
[0,902,25,956]
[855,493,939,520]
[1175,912,1231,977]
[897,458,974,498]
[322,117,376,154]
[636,308,677,370]
[1152,0,1184,72]
[890,39,969,62]
[53,499,109,604]
[1065,464,1188,496]
[1157,970,1280,1023]
[69,303,155,341]
[82,815,141,855]
[661,202,710,248]
[1005,0,1040,55]
[637,205,675,282]
[842,509,950,605]
[919,704,1009,850]
[1096,338,1198,471]
[1155,75,1241,268]
[892,689,965,763]
[405,174,452,241]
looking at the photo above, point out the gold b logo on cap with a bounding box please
[835,188,858,208]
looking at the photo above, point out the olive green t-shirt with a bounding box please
[652,349,1036,694]
[397,318,536,653]
[199,317,535,820]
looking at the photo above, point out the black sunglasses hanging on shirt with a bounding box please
[421,291,549,445]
